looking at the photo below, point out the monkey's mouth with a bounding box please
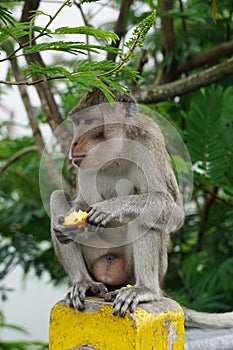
[72,155,86,167]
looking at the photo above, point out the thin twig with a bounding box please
[0,74,65,86]
[195,183,233,207]
[0,145,38,174]
[73,1,91,62]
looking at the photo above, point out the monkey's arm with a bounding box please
[50,190,91,279]
[88,141,184,231]
[50,190,108,310]
[87,191,184,233]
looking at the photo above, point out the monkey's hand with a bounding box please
[53,216,86,244]
[106,286,160,317]
[66,280,108,311]
[87,201,124,227]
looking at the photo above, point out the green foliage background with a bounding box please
[0,0,233,347]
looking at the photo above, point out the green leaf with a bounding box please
[185,85,228,183]
[80,0,100,3]
[0,5,15,25]
[24,41,118,55]
[0,23,29,41]
[222,86,233,123]
[55,26,119,43]
[24,62,73,80]
[159,9,206,23]
[0,322,29,334]
[182,252,206,287]
[0,31,9,43]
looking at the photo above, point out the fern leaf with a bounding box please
[185,86,228,183]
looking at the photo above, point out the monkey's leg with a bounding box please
[112,230,165,317]
[50,190,108,310]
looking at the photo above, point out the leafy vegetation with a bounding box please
[0,310,47,349]
[0,0,233,344]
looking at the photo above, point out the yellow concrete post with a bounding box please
[49,297,184,350]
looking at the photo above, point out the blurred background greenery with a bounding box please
[0,0,233,348]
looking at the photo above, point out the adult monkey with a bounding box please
[51,88,233,327]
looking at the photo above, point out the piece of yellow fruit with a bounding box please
[63,210,88,228]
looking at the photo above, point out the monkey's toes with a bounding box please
[112,286,159,317]
[113,287,138,317]
[90,282,108,297]
[65,283,86,310]
[105,289,120,302]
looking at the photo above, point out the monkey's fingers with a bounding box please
[54,221,87,243]
[53,225,74,244]
[56,222,82,233]
[58,215,65,224]
[66,281,108,311]
[87,209,109,226]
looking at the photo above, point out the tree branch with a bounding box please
[178,41,233,74]
[0,75,67,86]
[0,146,38,174]
[134,57,233,103]
[195,183,233,207]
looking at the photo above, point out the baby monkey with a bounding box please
[92,254,127,287]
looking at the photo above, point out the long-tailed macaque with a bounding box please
[51,88,233,327]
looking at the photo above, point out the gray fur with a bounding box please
[50,89,233,326]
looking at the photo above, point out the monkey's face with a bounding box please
[69,104,130,169]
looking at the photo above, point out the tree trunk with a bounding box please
[156,0,179,84]
[20,0,70,153]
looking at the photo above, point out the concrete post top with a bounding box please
[49,297,184,350]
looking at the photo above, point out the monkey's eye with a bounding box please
[93,130,104,139]
[81,117,94,125]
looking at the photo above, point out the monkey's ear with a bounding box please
[117,93,138,118]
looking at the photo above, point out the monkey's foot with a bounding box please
[66,281,108,311]
[109,286,161,317]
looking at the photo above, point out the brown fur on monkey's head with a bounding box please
[68,87,137,118]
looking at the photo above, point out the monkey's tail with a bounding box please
[183,307,233,328]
